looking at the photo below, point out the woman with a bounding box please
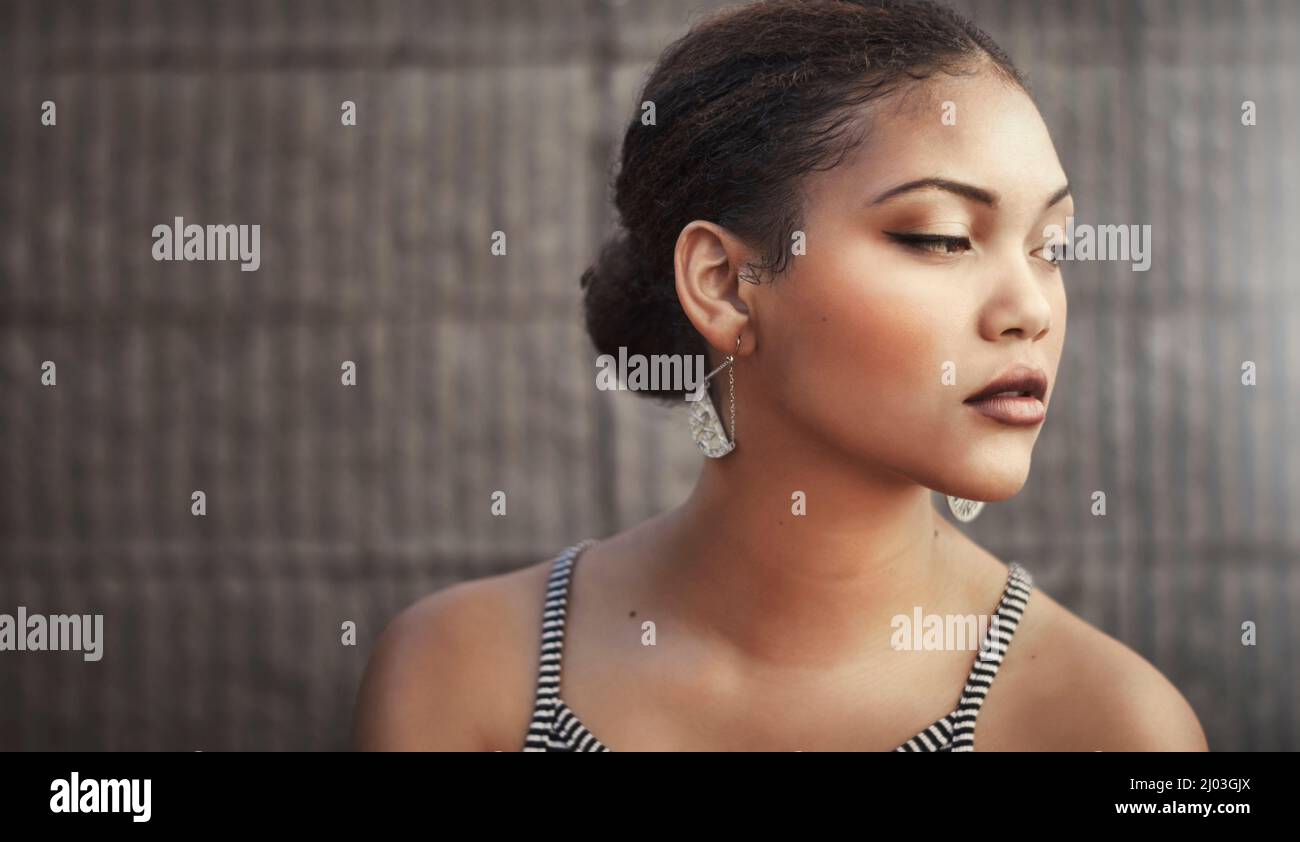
[353,0,1208,751]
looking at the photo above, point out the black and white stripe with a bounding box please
[524,542,1033,752]
[522,539,607,752]
[895,562,1034,752]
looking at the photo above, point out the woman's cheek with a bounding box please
[843,274,956,386]
[777,250,954,412]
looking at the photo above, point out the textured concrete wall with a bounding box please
[1,0,1297,750]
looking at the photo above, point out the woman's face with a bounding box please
[752,69,1071,501]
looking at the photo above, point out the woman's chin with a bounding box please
[933,463,1031,503]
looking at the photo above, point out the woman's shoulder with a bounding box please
[975,567,1209,751]
[351,553,559,751]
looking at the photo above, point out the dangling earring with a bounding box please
[947,495,985,522]
[688,334,741,458]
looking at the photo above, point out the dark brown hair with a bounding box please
[580,0,1028,400]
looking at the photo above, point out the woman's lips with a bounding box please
[963,392,1046,426]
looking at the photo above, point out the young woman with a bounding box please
[353,0,1208,752]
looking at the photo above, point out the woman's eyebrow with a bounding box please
[1043,183,1072,210]
[867,178,1072,212]
[869,177,997,207]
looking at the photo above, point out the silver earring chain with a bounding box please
[728,334,740,443]
[728,357,735,443]
[701,335,742,445]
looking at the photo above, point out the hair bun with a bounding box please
[580,232,703,401]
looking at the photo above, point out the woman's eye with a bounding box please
[1034,243,1063,268]
[885,232,972,255]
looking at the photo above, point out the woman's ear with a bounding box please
[674,220,755,355]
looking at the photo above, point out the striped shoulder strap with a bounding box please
[947,562,1034,752]
[522,540,597,751]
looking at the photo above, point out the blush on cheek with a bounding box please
[771,248,964,425]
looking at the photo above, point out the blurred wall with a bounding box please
[1,0,1296,751]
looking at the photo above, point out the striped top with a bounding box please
[523,540,1034,752]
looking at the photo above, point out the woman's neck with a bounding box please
[646,442,963,671]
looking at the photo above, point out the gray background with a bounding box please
[1,0,1296,751]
